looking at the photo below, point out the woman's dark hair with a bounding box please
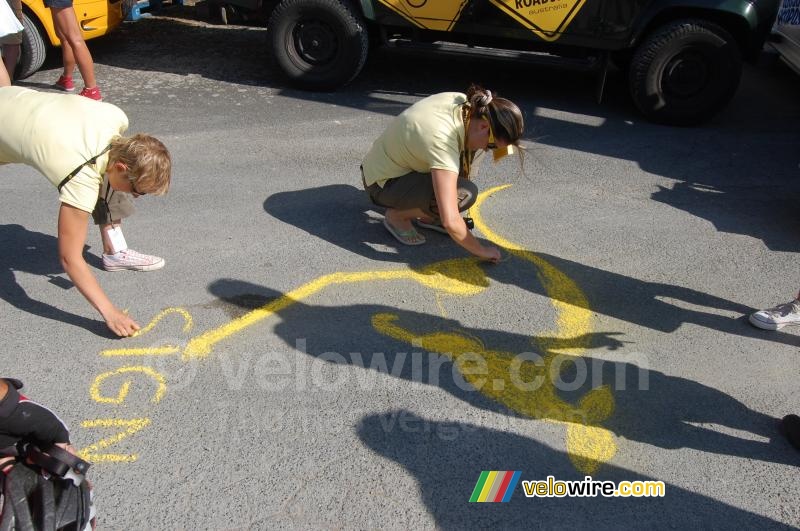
[465,84,524,146]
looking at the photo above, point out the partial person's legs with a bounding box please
[365,171,434,245]
[57,25,76,78]
[781,414,800,451]
[2,44,19,79]
[51,22,76,91]
[2,0,23,80]
[92,187,164,271]
[0,62,10,87]
[99,222,165,272]
[383,207,428,245]
[416,178,479,233]
[50,6,99,98]
[749,290,800,330]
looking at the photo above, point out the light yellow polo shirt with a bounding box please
[0,86,129,213]
[362,92,466,187]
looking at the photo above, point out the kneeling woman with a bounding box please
[361,84,524,262]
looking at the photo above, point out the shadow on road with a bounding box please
[357,411,790,529]
[0,224,112,337]
[264,184,800,349]
[206,278,798,469]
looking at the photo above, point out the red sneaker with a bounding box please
[54,75,74,92]
[79,86,102,101]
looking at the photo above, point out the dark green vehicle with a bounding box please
[250,0,781,125]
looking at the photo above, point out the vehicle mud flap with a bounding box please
[595,51,610,104]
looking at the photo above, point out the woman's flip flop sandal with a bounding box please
[415,219,448,234]
[383,218,426,246]
[415,217,475,234]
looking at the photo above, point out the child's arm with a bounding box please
[57,203,140,337]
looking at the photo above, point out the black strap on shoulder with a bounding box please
[0,443,21,458]
[24,445,90,481]
[56,144,112,192]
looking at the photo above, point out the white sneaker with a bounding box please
[749,299,800,330]
[102,249,165,272]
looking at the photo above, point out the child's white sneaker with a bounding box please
[749,299,800,330]
[102,249,165,272]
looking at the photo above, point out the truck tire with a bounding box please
[267,0,368,90]
[629,19,741,126]
[16,12,47,80]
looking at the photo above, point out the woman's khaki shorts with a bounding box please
[364,170,478,219]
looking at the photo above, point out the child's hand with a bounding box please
[104,308,140,337]
[55,442,78,456]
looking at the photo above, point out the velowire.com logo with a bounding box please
[469,471,522,503]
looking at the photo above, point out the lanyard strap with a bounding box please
[56,144,112,192]
[460,104,474,180]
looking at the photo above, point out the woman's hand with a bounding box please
[478,245,501,263]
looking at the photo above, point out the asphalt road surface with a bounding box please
[1,8,799,529]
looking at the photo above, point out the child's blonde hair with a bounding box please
[109,134,171,195]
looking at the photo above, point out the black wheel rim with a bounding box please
[292,19,338,65]
[661,49,711,99]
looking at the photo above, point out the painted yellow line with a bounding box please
[78,418,151,463]
[373,185,615,473]
[131,307,194,338]
[475,185,615,472]
[89,366,167,404]
[101,346,181,357]
[471,185,593,352]
[183,259,488,359]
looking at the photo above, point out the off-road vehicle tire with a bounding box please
[629,19,741,126]
[16,12,47,80]
[267,0,369,90]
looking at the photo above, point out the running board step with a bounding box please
[384,38,601,72]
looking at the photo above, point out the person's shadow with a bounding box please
[263,184,800,348]
[0,224,110,336]
[651,180,800,253]
[263,183,461,266]
[207,278,797,469]
[357,411,793,529]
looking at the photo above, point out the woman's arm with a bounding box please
[57,203,140,336]
[431,169,500,262]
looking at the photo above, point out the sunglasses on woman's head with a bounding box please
[485,119,513,161]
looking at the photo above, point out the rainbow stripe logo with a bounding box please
[469,471,522,502]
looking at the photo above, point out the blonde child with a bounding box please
[0,86,171,337]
